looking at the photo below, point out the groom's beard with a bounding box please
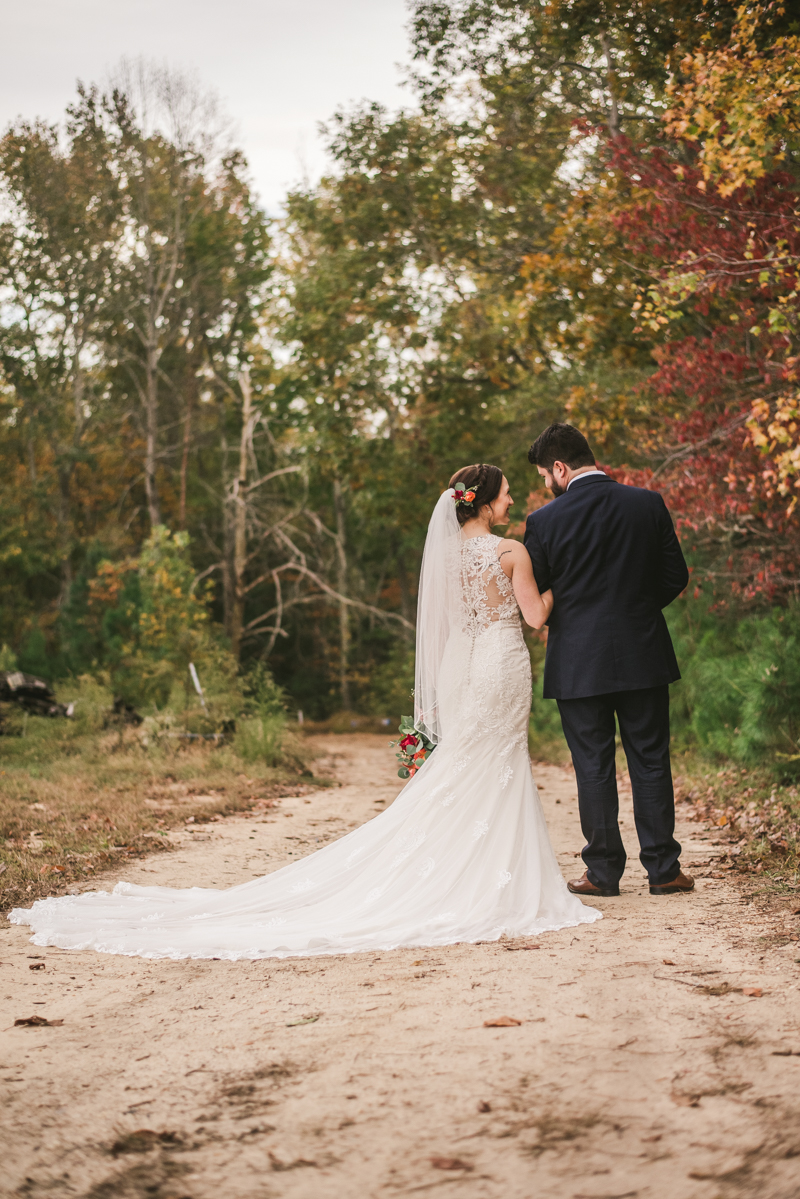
[549,480,566,497]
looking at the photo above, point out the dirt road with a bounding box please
[2,734,800,1199]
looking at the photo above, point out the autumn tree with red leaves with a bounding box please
[597,4,800,601]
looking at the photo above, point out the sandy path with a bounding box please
[2,733,800,1199]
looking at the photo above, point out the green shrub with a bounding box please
[667,597,800,777]
[234,712,287,766]
[57,674,114,735]
[234,662,288,765]
[77,526,242,727]
[527,635,570,762]
[17,626,50,680]
[366,642,415,719]
[0,643,18,671]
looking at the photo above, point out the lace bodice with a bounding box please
[460,533,520,633]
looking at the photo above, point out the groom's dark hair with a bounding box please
[528,423,595,471]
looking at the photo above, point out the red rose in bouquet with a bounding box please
[390,718,436,779]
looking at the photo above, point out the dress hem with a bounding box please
[9,905,602,962]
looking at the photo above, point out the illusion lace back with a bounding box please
[11,532,600,960]
[460,533,520,631]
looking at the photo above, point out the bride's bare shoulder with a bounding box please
[496,537,527,576]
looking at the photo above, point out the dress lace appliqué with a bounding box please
[460,534,519,635]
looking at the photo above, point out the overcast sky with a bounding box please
[0,0,412,214]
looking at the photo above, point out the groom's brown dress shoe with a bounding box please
[649,870,695,895]
[567,872,620,898]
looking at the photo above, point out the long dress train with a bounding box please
[10,532,600,959]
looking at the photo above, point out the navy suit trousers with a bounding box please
[556,685,681,888]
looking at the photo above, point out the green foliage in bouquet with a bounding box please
[390,716,436,779]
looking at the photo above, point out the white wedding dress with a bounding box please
[11,494,600,960]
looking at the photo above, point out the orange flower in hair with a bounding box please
[451,484,477,508]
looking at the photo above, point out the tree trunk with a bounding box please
[220,412,234,640]
[56,462,73,607]
[57,359,88,604]
[26,427,36,483]
[178,371,195,530]
[230,367,253,662]
[333,477,351,708]
[144,335,161,528]
[599,32,621,139]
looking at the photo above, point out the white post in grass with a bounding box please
[189,662,207,710]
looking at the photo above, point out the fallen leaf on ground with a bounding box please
[772,1049,800,1056]
[574,1194,637,1199]
[742,987,763,997]
[111,1130,181,1156]
[576,1013,589,1018]
[14,1016,63,1027]
[663,959,675,965]
[28,963,45,971]
[504,943,540,951]
[286,1013,320,1027]
[484,1015,521,1027]
[269,1151,317,1171]
[477,1101,491,1113]
[430,1157,473,1171]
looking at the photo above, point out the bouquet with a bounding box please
[390,716,436,779]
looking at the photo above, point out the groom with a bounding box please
[524,422,692,897]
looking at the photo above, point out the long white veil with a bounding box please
[413,489,464,744]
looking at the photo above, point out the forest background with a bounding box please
[2,0,800,786]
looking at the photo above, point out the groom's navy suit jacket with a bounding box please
[524,474,689,700]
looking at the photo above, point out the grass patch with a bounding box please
[675,760,800,895]
[0,678,319,912]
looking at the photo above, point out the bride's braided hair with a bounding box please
[448,463,504,527]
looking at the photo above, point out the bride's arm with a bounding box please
[498,540,553,629]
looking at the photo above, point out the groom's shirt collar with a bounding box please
[566,469,606,491]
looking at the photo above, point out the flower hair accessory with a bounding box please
[449,483,477,508]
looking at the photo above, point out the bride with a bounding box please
[11,464,600,959]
